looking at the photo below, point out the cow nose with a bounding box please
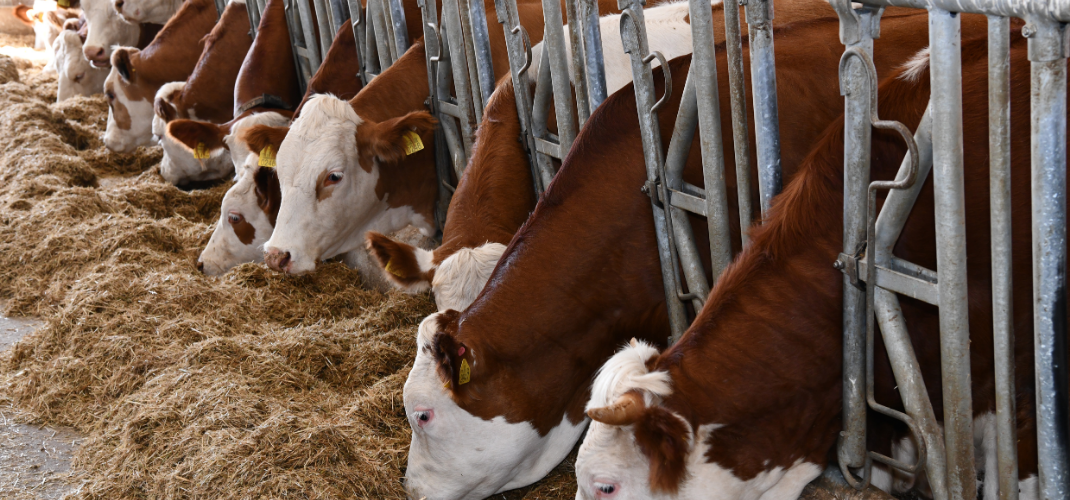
[264,249,291,272]
[83,45,103,61]
[114,0,124,10]
[195,261,205,274]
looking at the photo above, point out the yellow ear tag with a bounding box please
[458,358,471,385]
[194,142,210,160]
[402,131,424,156]
[258,145,276,168]
[58,0,69,7]
[384,259,404,277]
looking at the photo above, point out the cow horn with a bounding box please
[586,391,645,426]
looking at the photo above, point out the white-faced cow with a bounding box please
[112,0,180,24]
[102,0,218,152]
[81,0,159,67]
[399,11,989,499]
[54,29,109,100]
[577,30,1045,500]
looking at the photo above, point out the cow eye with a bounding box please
[227,212,242,224]
[105,90,115,101]
[73,72,84,83]
[325,171,343,186]
[413,408,434,428]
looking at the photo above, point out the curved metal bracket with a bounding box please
[512,25,533,75]
[644,51,671,113]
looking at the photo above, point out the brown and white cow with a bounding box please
[102,0,218,152]
[400,11,989,499]
[364,0,838,312]
[54,29,109,100]
[578,31,1047,500]
[192,11,364,275]
[153,0,251,185]
[260,0,614,281]
[13,2,78,52]
[81,0,159,67]
[112,0,180,24]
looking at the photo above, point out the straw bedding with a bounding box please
[0,53,576,499]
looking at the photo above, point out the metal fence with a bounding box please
[830,1,1070,499]
[616,0,780,342]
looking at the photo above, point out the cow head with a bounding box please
[15,3,72,51]
[365,234,507,311]
[156,83,238,185]
[82,0,140,67]
[403,311,588,500]
[113,0,178,24]
[103,47,156,152]
[151,80,183,140]
[55,30,108,101]
[262,94,435,275]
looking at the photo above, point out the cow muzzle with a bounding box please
[264,249,292,273]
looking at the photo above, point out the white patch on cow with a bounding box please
[403,312,588,500]
[431,242,505,311]
[152,81,186,139]
[898,46,930,82]
[223,111,292,179]
[530,0,708,97]
[82,0,140,66]
[113,0,182,25]
[104,62,157,152]
[198,167,275,275]
[1019,475,1038,500]
[265,94,433,274]
[159,129,233,185]
[55,31,109,102]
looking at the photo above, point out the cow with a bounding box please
[364,0,839,312]
[192,12,365,275]
[81,0,159,67]
[577,30,1048,500]
[13,2,79,51]
[399,11,995,499]
[112,0,180,24]
[54,29,108,100]
[102,0,219,152]
[259,0,616,281]
[153,0,251,185]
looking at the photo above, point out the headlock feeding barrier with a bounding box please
[265,0,1069,496]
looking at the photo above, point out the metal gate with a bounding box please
[831,1,1070,500]
[617,0,780,342]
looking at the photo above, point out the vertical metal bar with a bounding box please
[350,0,369,84]
[388,0,411,54]
[329,0,349,34]
[442,0,477,153]
[721,0,751,243]
[1028,17,1070,500]
[988,14,1019,500]
[287,0,315,90]
[617,0,689,340]
[531,46,559,190]
[248,0,262,38]
[928,10,976,500]
[215,0,227,19]
[836,5,875,475]
[565,0,591,127]
[295,0,324,73]
[687,0,731,279]
[466,0,494,108]
[312,0,335,57]
[543,0,578,153]
[371,0,397,68]
[743,0,781,216]
[582,0,606,111]
[454,0,484,119]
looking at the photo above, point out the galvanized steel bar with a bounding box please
[454,0,484,119]
[294,0,324,74]
[248,0,262,37]
[1028,17,1070,500]
[565,0,591,126]
[350,0,369,84]
[492,0,545,194]
[988,13,1019,500]
[743,0,781,216]
[441,0,478,154]
[312,0,335,57]
[465,0,494,107]
[617,0,690,340]
[687,0,731,279]
[928,10,976,500]
[531,47,561,190]
[582,0,607,110]
[855,0,1070,22]
[286,0,315,90]
[371,0,396,68]
[542,0,578,153]
[721,0,751,244]
[388,0,410,55]
[329,0,349,33]
[215,0,226,18]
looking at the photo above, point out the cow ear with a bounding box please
[13,6,33,26]
[365,232,434,289]
[112,48,135,82]
[355,111,437,165]
[430,310,472,391]
[239,125,290,159]
[154,97,176,123]
[252,166,281,226]
[634,407,692,494]
[167,119,226,154]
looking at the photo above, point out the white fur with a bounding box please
[264,94,433,275]
[55,31,109,102]
[898,46,930,82]
[159,130,233,185]
[198,167,274,275]
[152,81,185,139]
[403,312,588,500]
[103,62,157,152]
[529,0,709,97]
[431,242,506,311]
[82,0,140,66]
[113,0,185,24]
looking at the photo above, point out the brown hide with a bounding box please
[136,22,163,48]
[159,0,252,125]
[643,31,1049,492]
[425,12,986,440]
[233,0,302,115]
[294,24,363,116]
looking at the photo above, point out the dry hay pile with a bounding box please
[0,53,577,498]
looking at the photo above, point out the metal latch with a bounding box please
[834,243,867,289]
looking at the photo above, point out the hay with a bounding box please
[0,43,579,499]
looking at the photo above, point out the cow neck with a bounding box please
[350,41,435,219]
[234,0,300,114]
[135,0,218,85]
[447,85,681,436]
[297,24,362,113]
[178,1,252,123]
[434,82,537,264]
